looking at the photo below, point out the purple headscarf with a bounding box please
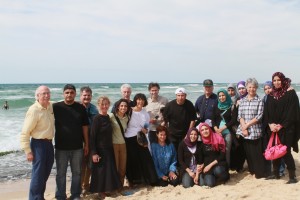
[184,127,199,148]
[237,80,248,99]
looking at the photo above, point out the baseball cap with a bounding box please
[175,87,186,95]
[63,84,76,91]
[203,79,213,87]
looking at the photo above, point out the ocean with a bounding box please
[0,83,299,182]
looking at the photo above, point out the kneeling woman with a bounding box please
[198,123,229,187]
[151,125,179,187]
[178,128,203,188]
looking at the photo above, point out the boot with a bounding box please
[286,170,298,184]
[265,169,280,180]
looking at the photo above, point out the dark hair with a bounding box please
[114,98,130,115]
[63,84,76,92]
[148,82,160,91]
[155,125,170,144]
[80,86,92,94]
[133,93,148,107]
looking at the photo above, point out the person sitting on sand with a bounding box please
[2,101,9,110]
[197,123,229,187]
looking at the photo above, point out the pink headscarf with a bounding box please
[270,72,291,100]
[199,123,225,152]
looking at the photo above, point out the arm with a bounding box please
[82,125,89,156]
[151,144,165,179]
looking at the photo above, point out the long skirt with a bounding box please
[90,146,121,193]
[125,136,158,185]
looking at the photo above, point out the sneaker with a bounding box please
[286,178,298,184]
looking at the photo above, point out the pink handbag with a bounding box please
[264,132,287,160]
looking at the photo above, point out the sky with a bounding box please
[1,0,300,84]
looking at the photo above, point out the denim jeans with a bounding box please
[199,165,229,187]
[29,139,54,200]
[223,133,232,166]
[55,149,83,200]
[181,172,195,188]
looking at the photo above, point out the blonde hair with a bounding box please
[97,96,111,109]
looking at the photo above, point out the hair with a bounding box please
[133,93,148,107]
[114,98,130,114]
[155,125,170,144]
[35,85,50,100]
[245,78,258,88]
[148,82,160,91]
[80,86,92,94]
[120,83,132,92]
[63,84,76,92]
[97,96,111,108]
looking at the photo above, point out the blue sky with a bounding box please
[1,0,300,83]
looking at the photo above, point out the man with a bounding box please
[111,83,135,112]
[53,84,89,200]
[79,86,98,195]
[145,82,168,144]
[163,87,197,152]
[20,85,55,200]
[2,100,9,110]
[194,79,218,126]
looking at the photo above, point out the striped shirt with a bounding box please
[236,95,264,140]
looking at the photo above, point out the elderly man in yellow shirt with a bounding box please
[20,85,55,200]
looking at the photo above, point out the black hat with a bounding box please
[63,84,76,91]
[203,79,213,87]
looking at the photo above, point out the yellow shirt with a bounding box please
[20,101,55,154]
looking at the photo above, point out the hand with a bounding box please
[188,171,195,178]
[84,144,89,156]
[242,129,249,137]
[197,164,204,173]
[169,171,177,180]
[92,154,101,163]
[141,128,148,134]
[162,175,169,181]
[269,123,278,132]
[275,124,283,132]
[194,176,199,184]
[26,152,34,162]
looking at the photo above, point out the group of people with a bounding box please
[20,71,300,200]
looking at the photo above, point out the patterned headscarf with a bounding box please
[237,81,248,99]
[217,88,232,110]
[184,127,199,148]
[270,72,291,100]
[198,123,225,152]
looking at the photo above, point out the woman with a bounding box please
[109,99,129,188]
[236,81,248,105]
[227,83,239,104]
[178,128,203,188]
[198,123,229,187]
[124,93,158,186]
[236,78,265,179]
[90,96,121,197]
[264,72,300,184]
[212,88,238,166]
[151,125,179,187]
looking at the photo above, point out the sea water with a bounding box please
[0,83,299,182]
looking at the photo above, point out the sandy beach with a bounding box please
[1,144,299,200]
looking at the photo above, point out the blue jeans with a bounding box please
[181,172,195,188]
[55,149,83,200]
[199,165,229,187]
[223,133,232,166]
[29,139,54,200]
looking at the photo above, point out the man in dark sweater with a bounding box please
[53,84,89,200]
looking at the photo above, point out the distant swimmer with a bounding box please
[2,101,9,110]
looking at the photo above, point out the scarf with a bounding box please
[199,123,225,152]
[184,127,198,148]
[270,72,291,100]
[237,80,248,99]
[217,88,232,110]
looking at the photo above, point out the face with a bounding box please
[176,93,186,105]
[136,98,145,108]
[200,125,210,138]
[63,89,76,104]
[227,88,235,97]
[37,86,50,105]
[149,86,159,99]
[189,130,198,142]
[122,87,131,100]
[204,86,213,95]
[80,90,92,106]
[218,92,226,103]
[238,87,247,96]
[246,83,257,96]
[118,102,128,115]
[273,76,282,89]
[99,99,110,114]
[264,85,272,95]
[157,131,167,143]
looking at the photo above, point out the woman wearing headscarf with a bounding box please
[227,83,239,105]
[198,123,229,187]
[212,89,238,167]
[264,72,300,184]
[178,127,203,188]
[236,78,265,179]
[236,81,248,106]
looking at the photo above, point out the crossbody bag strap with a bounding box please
[113,113,125,136]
